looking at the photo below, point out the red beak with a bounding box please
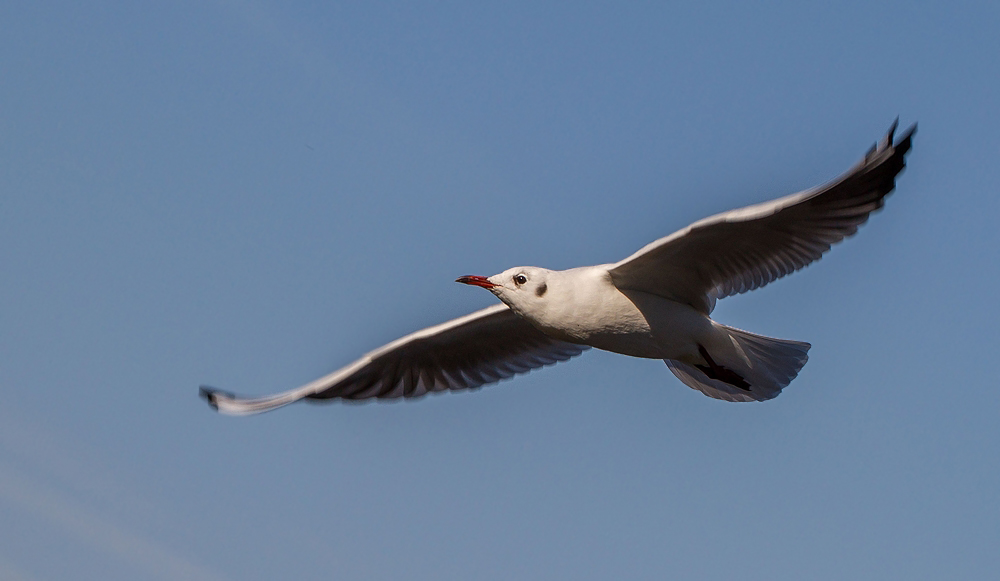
[456,275,498,289]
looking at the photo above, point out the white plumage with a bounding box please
[202,121,914,415]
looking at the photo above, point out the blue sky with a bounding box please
[1,1,998,579]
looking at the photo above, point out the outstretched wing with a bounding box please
[200,304,588,415]
[609,121,916,314]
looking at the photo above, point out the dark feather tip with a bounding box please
[199,385,230,410]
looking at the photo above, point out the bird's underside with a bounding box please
[201,121,915,415]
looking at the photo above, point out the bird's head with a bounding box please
[456,267,553,315]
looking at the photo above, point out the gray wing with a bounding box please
[608,121,916,314]
[199,304,588,415]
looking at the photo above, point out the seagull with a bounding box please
[201,121,915,415]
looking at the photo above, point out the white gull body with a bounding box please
[201,122,914,415]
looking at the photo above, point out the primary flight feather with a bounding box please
[201,121,915,415]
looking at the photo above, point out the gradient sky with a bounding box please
[2,2,999,579]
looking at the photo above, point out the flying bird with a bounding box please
[201,121,915,415]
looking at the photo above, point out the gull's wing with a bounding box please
[199,304,588,415]
[608,121,916,314]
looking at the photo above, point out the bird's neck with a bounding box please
[516,267,642,342]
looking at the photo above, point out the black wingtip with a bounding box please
[876,118,900,153]
[889,121,917,161]
[199,385,228,411]
[868,118,916,161]
[888,117,921,146]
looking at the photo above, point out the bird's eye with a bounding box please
[514,274,527,285]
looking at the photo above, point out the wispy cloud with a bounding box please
[0,551,40,581]
[0,463,227,580]
[0,409,229,581]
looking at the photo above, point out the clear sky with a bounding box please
[1,1,998,579]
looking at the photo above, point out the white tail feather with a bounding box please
[666,325,810,402]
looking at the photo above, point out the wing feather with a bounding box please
[200,304,588,415]
[608,121,915,313]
